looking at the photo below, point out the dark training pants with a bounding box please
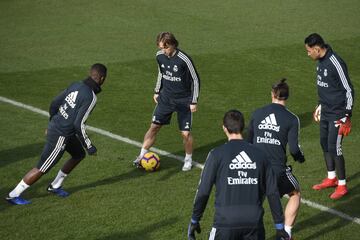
[37,131,85,173]
[209,226,265,240]
[319,120,346,179]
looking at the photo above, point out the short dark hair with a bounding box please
[272,78,289,100]
[223,110,245,134]
[304,33,326,48]
[91,63,107,78]
[156,32,179,48]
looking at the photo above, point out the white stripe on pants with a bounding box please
[209,227,217,240]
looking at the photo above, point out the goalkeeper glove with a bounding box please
[335,116,351,136]
[188,219,201,240]
[87,145,97,155]
[313,104,321,122]
[275,224,290,240]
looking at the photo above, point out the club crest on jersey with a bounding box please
[229,151,256,170]
[173,65,178,72]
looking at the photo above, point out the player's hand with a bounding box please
[188,220,201,240]
[275,229,290,240]
[313,104,321,122]
[292,150,305,163]
[295,154,305,163]
[87,145,97,155]
[190,104,197,113]
[153,94,159,103]
[335,116,351,136]
[297,155,305,163]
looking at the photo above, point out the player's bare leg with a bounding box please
[23,168,44,185]
[143,123,162,150]
[6,168,43,204]
[181,131,193,171]
[133,123,162,167]
[61,157,83,174]
[284,190,301,238]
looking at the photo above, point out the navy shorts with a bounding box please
[209,226,265,240]
[37,130,85,173]
[152,95,192,131]
[277,166,300,196]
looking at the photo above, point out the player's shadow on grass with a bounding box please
[0,168,155,207]
[65,168,147,194]
[348,171,360,182]
[271,172,360,240]
[297,111,313,128]
[0,142,43,168]
[59,138,227,194]
[1,137,231,202]
[95,216,179,240]
[156,138,227,181]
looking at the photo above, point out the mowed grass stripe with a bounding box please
[1,95,359,225]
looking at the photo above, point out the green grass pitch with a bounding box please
[0,1,359,239]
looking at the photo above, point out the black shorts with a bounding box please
[209,226,265,240]
[152,95,192,131]
[37,130,85,173]
[277,166,300,197]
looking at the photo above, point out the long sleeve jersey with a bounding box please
[154,49,200,104]
[48,77,101,150]
[316,45,354,120]
[191,139,284,228]
[247,103,304,174]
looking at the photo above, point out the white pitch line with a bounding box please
[300,198,360,224]
[0,96,204,169]
[1,95,359,224]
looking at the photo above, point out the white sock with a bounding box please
[140,148,148,158]
[284,225,292,238]
[9,180,30,198]
[338,179,346,185]
[185,153,192,161]
[328,171,336,179]
[51,170,68,189]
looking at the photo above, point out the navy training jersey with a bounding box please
[154,49,200,103]
[48,78,101,150]
[191,139,284,228]
[316,45,354,120]
[247,103,304,173]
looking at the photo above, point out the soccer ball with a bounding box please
[140,152,160,172]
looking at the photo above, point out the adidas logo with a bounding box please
[65,91,78,109]
[229,151,256,170]
[258,113,280,132]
